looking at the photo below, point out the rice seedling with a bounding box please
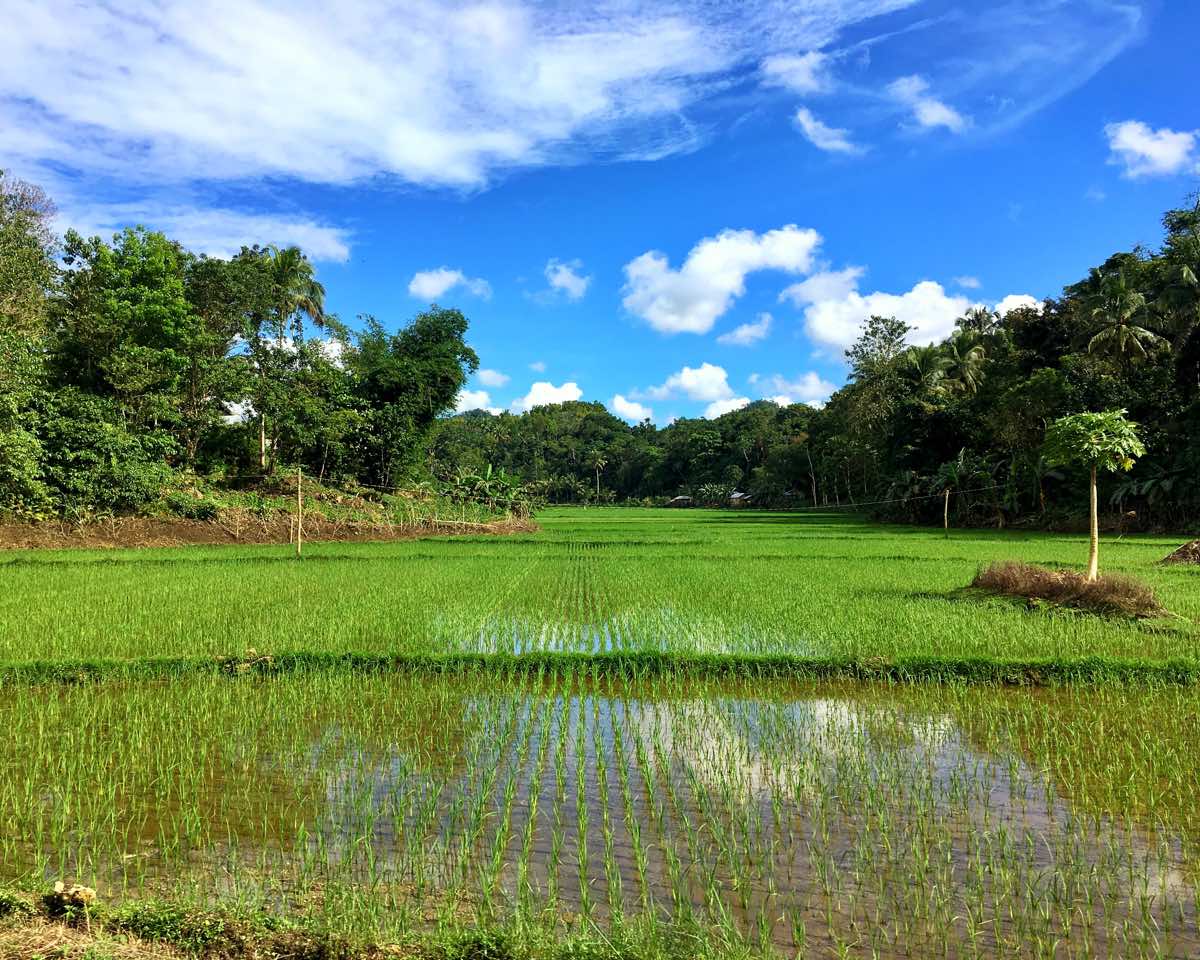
[8,671,1196,955]
[2,509,1198,956]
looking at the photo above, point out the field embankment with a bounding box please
[0,513,535,550]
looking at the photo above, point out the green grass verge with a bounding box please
[0,886,757,960]
[3,649,1197,687]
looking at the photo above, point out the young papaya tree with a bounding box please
[1043,409,1145,581]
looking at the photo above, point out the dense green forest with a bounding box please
[433,199,1200,529]
[0,171,482,520]
[2,168,1199,529]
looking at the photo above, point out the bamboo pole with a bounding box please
[296,466,303,558]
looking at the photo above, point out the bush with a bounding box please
[971,561,1165,618]
[36,390,176,514]
[164,492,219,521]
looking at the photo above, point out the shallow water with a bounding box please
[2,675,1197,957]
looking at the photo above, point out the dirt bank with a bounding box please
[0,513,536,550]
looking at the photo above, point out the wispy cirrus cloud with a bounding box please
[717,313,773,346]
[887,75,968,133]
[1,0,1150,262]
[58,199,352,261]
[793,107,862,153]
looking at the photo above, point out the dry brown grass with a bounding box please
[971,560,1166,618]
[0,916,182,959]
[1162,539,1200,565]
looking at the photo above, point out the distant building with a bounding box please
[728,491,753,508]
[666,495,694,508]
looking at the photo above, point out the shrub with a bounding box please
[164,492,219,521]
[971,561,1165,618]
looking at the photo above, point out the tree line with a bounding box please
[3,167,1198,530]
[0,171,478,518]
[433,198,1200,530]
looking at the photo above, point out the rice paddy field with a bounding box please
[2,508,1199,958]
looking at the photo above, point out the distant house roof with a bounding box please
[667,495,693,506]
[729,491,752,501]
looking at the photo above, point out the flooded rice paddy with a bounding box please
[3,672,1197,957]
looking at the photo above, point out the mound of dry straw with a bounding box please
[1161,540,1200,565]
[972,561,1165,618]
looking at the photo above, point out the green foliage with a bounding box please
[1043,409,1146,473]
[0,171,57,335]
[163,491,220,521]
[0,188,483,518]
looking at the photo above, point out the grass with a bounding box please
[1,508,1199,957]
[0,508,1197,678]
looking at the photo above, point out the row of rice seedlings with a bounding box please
[5,509,1196,668]
[0,671,1197,955]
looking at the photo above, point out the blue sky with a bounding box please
[4,0,1199,421]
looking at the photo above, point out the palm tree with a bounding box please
[1086,269,1165,364]
[1159,262,1200,394]
[589,451,608,501]
[942,333,987,395]
[899,345,950,405]
[255,246,326,467]
[266,245,326,343]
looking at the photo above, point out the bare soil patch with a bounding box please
[0,513,535,550]
[971,560,1166,618]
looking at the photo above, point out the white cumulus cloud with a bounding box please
[888,75,968,133]
[953,275,981,290]
[704,396,751,418]
[610,394,652,422]
[717,312,772,346]
[793,107,860,154]
[623,225,821,334]
[644,362,735,402]
[784,272,972,350]
[511,380,583,413]
[477,368,510,387]
[544,259,591,301]
[995,294,1043,316]
[454,389,501,415]
[408,267,492,301]
[1105,120,1199,178]
[753,371,836,406]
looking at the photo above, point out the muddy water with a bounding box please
[3,676,1197,957]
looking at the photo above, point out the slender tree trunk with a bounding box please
[259,416,267,470]
[805,447,818,507]
[1087,464,1099,581]
[944,488,950,537]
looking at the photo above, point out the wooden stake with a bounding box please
[296,466,303,558]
